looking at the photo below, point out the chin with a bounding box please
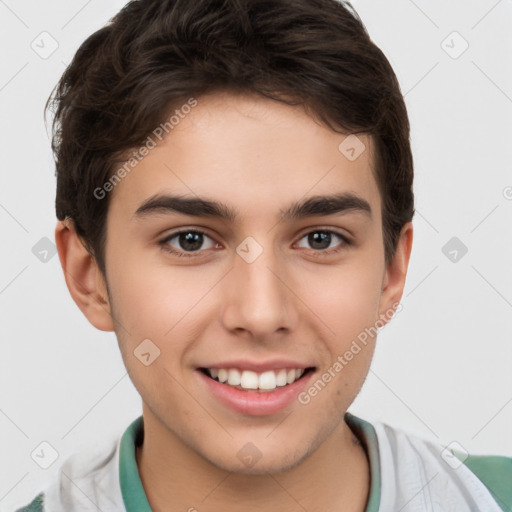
[203,444,311,476]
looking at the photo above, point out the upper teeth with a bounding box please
[208,368,305,390]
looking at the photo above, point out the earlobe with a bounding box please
[379,222,413,321]
[55,219,114,332]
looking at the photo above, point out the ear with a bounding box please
[378,222,413,323]
[55,219,114,332]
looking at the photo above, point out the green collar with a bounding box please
[345,411,381,512]
[119,416,152,511]
[119,412,381,512]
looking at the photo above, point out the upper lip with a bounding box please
[198,359,314,372]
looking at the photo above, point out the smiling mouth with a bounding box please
[199,367,315,392]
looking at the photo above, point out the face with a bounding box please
[97,91,406,474]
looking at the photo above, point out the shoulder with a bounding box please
[376,419,512,512]
[459,452,512,512]
[13,433,124,512]
[14,492,44,512]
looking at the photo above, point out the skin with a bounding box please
[55,91,413,512]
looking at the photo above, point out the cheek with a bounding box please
[304,259,383,343]
[106,258,216,387]
[108,255,208,339]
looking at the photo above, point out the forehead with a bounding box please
[109,91,381,224]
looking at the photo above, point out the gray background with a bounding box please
[1,0,511,509]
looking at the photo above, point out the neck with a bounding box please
[135,409,370,512]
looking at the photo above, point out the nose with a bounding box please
[220,239,298,339]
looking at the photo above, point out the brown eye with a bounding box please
[296,230,350,253]
[160,230,216,257]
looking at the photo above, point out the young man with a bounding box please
[17,0,511,511]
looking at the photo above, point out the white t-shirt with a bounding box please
[14,412,512,511]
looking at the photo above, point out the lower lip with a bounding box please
[197,369,314,416]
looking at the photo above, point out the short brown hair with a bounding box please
[48,0,414,277]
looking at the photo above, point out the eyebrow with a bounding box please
[133,192,372,222]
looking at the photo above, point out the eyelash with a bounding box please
[158,228,351,259]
